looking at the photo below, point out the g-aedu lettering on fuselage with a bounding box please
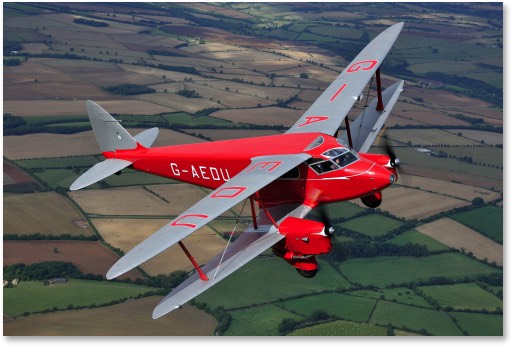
[170,162,231,182]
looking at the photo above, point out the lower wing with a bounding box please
[152,203,312,319]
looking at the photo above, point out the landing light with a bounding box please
[390,174,396,184]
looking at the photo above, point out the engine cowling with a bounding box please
[273,217,333,277]
[278,217,332,255]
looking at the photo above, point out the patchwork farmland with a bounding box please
[3,1,502,337]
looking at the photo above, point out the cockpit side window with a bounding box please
[333,150,358,168]
[309,146,359,175]
[308,158,340,174]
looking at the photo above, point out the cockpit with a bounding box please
[308,139,359,174]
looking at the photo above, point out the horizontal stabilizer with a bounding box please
[134,127,159,148]
[69,159,132,191]
[341,80,404,153]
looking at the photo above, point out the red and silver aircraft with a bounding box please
[71,22,405,319]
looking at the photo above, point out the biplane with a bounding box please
[71,22,405,319]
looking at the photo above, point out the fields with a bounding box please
[3,279,157,317]
[339,253,499,287]
[290,320,387,336]
[3,240,142,281]
[416,218,502,265]
[93,218,227,275]
[449,205,503,243]
[352,186,469,220]
[3,192,92,236]
[3,297,216,336]
[3,1,502,337]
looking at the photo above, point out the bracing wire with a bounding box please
[213,198,248,280]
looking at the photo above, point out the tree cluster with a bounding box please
[104,84,156,95]
[73,18,109,27]
[4,262,82,281]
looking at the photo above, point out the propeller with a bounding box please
[317,205,335,237]
[383,135,400,169]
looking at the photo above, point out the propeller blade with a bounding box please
[317,205,335,237]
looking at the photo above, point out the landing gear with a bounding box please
[361,191,382,208]
[296,268,317,278]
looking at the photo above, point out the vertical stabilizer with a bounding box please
[86,100,137,152]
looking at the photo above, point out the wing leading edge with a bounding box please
[106,153,310,280]
[286,22,404,136]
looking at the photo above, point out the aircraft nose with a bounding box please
[368,164,395,191]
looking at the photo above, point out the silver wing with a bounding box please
[286,22,404,136]
[152,203,312,319]
[341,80,404,153]
[106,154,310,280]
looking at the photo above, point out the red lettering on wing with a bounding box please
[297,116,329,128]
[347,60,378,73]
[171,214,209,229]
[329,83,348,102]
[245,161,283,173]
[211,186,247,198]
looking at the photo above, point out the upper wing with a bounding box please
[286,22,403,136]
[106,153,310,280]
[340,80,404,153]
[152,203,313,319]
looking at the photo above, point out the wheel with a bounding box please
[296,268,317,278]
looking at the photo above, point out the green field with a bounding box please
[15,156,100,169]
[278,293,376,322]
[386,230,449,252]
[3,280,157,317]
[347,287,432,309]
[370,300,462,335]
[162,112,237,127]
[339,253,500,287]
[419,283,502,311]
[440,146,503,167]
[195,258,350,310]
[449,312,503,336]
[102,169,173,187]
[341,214,403,237]
[289,320,387,336]
[309,201,365,221]
[449,205,503,243]
[33,169,81,190]
[225,305,302,336]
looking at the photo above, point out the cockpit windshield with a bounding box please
[309,147,359,174]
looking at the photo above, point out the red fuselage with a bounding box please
[105,132,396,209]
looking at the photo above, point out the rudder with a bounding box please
[86,100,137,152]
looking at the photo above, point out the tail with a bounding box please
[69,100,158,191]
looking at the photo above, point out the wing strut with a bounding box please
[250,196,258,230]
[253,193,279,229]
[344,117,353,148]
[178,241,209,281]
[375,68,384,111]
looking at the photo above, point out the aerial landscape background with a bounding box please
[3,2,503,336]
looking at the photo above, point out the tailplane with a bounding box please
[70,101,159,191]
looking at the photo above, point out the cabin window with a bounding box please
[304,136,324,151]
[309,148,359,175]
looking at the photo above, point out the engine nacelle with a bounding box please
[273,217,333,278]
[278,217,332,255]
[361,191,382,208]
